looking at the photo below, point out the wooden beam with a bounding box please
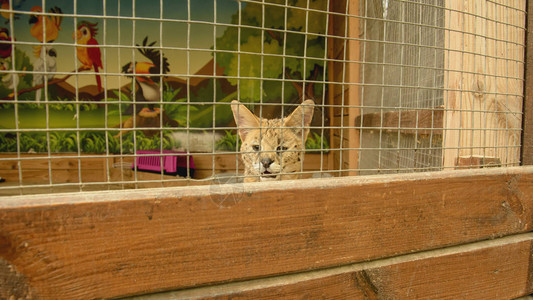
[327,0,346,173]
[0,153,330,193]
[128,233,533,299]
[1,167,532,298]
[327,0,360,175]
[522,0,533,165]
[345,0,361,176]
[354,108,444,135]
[455,155,502,169]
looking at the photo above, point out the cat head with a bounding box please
[231,100,315,182]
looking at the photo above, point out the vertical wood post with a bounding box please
[328,0,360,176]
[522,0,533,164]
[346,0,361,175]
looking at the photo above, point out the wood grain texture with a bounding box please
[443,0,526,168]
[455,155,502,169]
[139,233,533,299]
[354,108,444,135]
[345,0,361,176]
[0,154,330,195]
[1,167,533,299]
[327,0,359,175]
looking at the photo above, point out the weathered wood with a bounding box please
[0,153,327,173]
[355,108,444,135]
[130,233,533,299]
[0,154,330,195]
[0,155,107,170]
[443,0,525,168]
[1,167,532,299]
[455,155,502,169]
[327,1,341,173]
[327,0,360,175]
[522,0,533,165]
[345,0,361,177]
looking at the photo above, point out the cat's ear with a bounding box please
[283,99,315,139]
[231,100,260,141]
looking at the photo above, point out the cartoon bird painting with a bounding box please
[29,6,62,57]
[32,46,57,104]
[122,37,169,114]
[0,0,19,24]
[0,27,12,59]
[122,62,160,113]
[0,60,17,90]
[74,21,102,92]
[0,58,26,97]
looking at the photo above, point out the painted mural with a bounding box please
[0,0,329,154]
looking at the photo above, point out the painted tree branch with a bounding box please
[266,30,282,44]
[305,64,321,100]
[285,65,319,101]
[3,67,86,100]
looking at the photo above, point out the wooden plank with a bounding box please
[131,233,533,299]
[0,153,329,185]
[354,108,444,135]
[0,154,107,170]
[522,0,533,165]
[1,167,532,299]
[345,0,360,176]
[0,169,105,183]
[455,155,502,169]
[328,0,346,173]
[443,0,526,168]
[0,153,330,195]
[0,154,326,173]
[327,0,360,175]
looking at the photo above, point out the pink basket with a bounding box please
[133,150,195,177]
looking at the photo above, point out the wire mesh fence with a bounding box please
[0,0,526,195]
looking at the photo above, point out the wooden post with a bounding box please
[522,0,533,165]
[346,0,361,176]
[328,0,360,176]
[443,0,526,168]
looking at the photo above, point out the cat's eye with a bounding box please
[276,146,288,152]
[252,145,260,151]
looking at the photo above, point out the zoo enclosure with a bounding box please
[1,0,533,299]
[0,0,527,194]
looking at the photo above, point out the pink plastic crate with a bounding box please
[133,150,195,177]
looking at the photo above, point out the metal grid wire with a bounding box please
[359,0,446,174]
[0,0,527,195]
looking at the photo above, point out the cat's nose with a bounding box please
[261,158,273,169]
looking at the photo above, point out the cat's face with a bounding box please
[231,100,315,182]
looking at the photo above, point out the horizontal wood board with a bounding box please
[0,153,330,195]
[132,233,533,299]
[355,109,444,135]
[1,167,533,298]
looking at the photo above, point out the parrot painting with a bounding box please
[0,27,12,59]
[0,0,19,24]
[29,6,62,42]
[122,37,169,114]
[32,46,57,104]
[0,28,20,97]
[29,6,62,57]
[74,21,103,92]
[0,60,17,91]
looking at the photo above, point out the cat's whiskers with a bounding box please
[231,99,315,183]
